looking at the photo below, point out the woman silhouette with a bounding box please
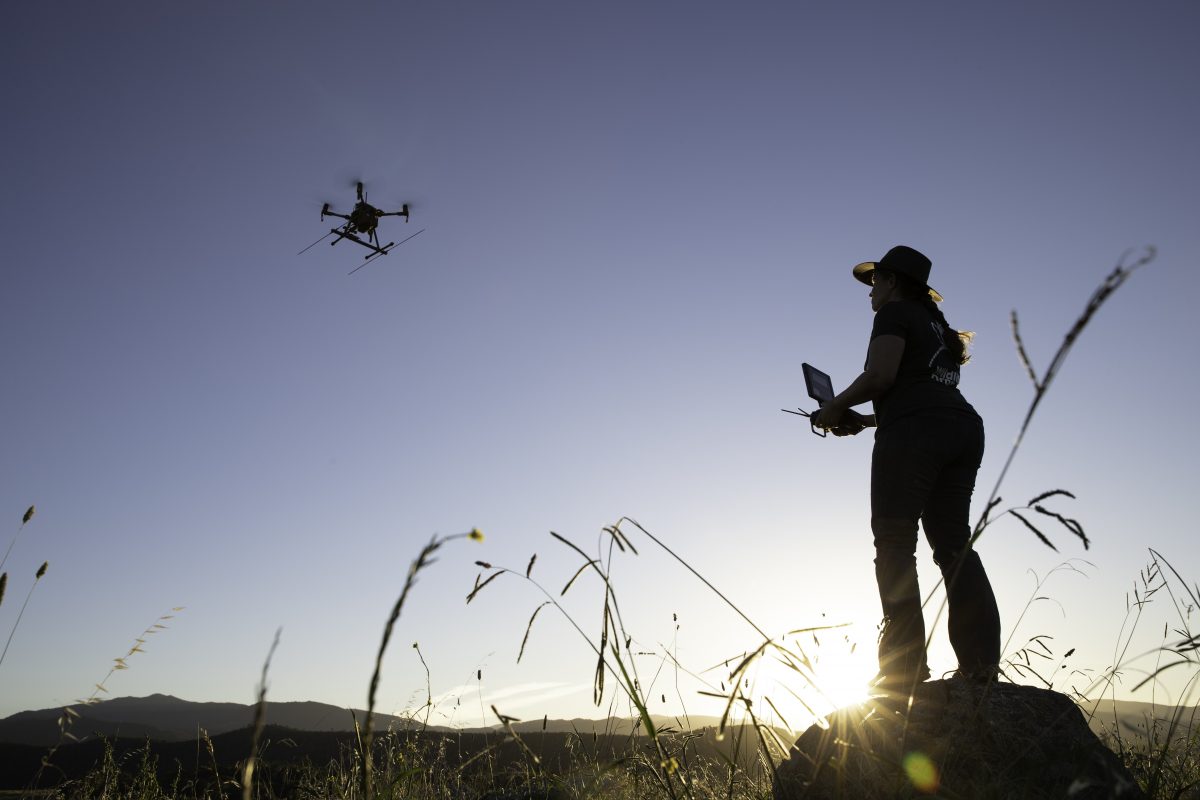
[812,245,1001,695]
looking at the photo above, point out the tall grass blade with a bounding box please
[0,561,48,667]
[241,627,281,800]
[517,601,550,663]
[362,529,479,800]
[0,505,35,575]
[1009,511,1058,552]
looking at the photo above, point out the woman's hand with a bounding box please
[814,402,868,436]
[812,401,846,431]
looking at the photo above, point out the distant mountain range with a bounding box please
[0,694,727,746]
[0,692,1193,748]
[1080,696,1199,742]
[0,694,429,746]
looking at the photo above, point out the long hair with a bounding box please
[877,269,974,365]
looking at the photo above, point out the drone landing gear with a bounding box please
[348,245,395,275]
[346,228,426,275]
[330,228,392,255]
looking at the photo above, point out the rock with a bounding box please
[773,678,1145,799]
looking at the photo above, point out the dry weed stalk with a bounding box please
[28,607,184,794]
[361,528,482,800]
[0,505,37,647]
[0,559,48,667]
[974,246,1156,547]
[241,627,282,800]
[0,504,35,575]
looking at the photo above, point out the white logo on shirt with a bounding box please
[928,321,958,386]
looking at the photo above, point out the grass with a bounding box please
[7,247,1198,799]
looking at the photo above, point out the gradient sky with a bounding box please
[2,3,1197,727]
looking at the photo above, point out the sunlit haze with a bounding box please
[1,3,1197,731]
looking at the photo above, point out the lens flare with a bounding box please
[903,751,939,793]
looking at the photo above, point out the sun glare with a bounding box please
[744,623,878,731]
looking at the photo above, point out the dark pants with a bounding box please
[870,411,1000,685]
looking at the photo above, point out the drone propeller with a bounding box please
[326,172,365,200]
[322,176,418,217]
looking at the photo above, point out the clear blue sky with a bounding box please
[2,2,1197,726]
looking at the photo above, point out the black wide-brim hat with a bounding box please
[852,245,943,303]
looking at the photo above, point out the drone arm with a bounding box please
[378,204,410,221]
[322,208,351,221]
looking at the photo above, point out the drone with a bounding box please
[300,181,424,273]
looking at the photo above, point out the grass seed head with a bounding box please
[35,561,47,579]
[23,506,35,524]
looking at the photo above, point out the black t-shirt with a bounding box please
[868,299,978,428]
